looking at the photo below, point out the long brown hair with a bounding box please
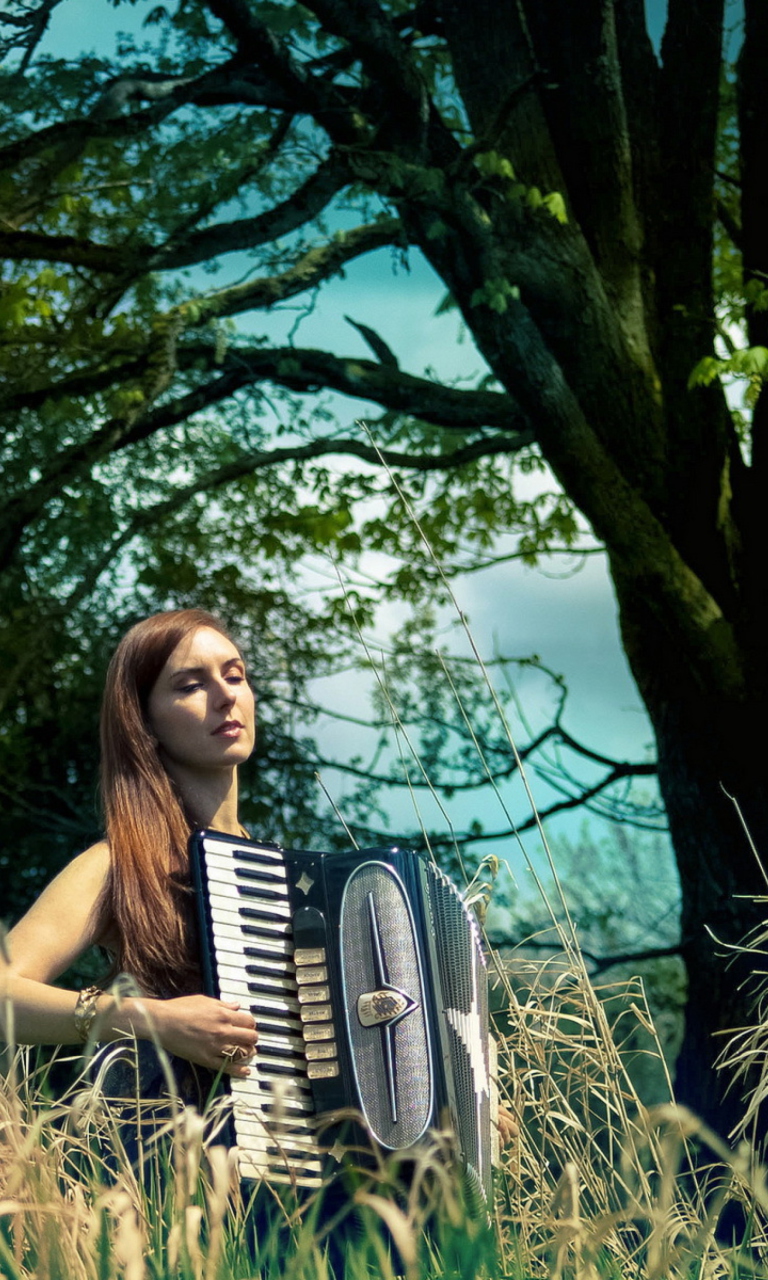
[99,608,238,996]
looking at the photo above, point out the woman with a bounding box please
[2,606,518,1159]
[2,608,259,1082]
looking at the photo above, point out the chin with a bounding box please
[228,739,256,764]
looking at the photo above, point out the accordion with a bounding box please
[190,829,493,1206]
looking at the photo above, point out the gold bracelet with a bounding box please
[74,985,103,1043]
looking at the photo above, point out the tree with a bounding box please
[0,0,762,1134]
[486,823,686,1104]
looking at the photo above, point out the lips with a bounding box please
[212,720,244,736]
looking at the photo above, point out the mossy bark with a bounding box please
[434,0,767,1136]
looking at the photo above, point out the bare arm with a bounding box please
[2,841,112,1044]
[1,843,257,1077]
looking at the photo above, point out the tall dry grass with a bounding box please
[492,940,768,1278]
[4,942,768,1278]
[0,1031,495,1279]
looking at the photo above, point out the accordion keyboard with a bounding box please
[201,841,324,1186]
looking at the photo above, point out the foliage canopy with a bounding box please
[0,0,654,907]
[2,0,765,1132]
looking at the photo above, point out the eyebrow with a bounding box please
[170,658,245,679]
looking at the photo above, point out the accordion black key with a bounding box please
[190,830,493,1206]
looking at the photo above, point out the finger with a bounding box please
[229,1063,252,1079]
[232,1026,258,1046]
[227,1022,258,1048]
[499,1115,519,1145]
[227,1028,258,1050]
[218,1058,252,1078]
[230,1008,258,1030]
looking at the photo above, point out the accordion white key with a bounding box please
[190,830,492,1207]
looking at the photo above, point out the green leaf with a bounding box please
[688,347,768,389]
[474,151,516,181]
[730,345,768,376]
[745,279,768,312]
[542,191,568,224]
[426,218,447,240]
[470,279,520,313]
[688,356,724,389]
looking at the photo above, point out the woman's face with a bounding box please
[146,626,256,775]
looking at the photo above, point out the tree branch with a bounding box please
[0,405,538,713]
[522,0,645,315]
[189,219,404,318]
[12,428,530,594]
[0,379,528,574]
[150,151,352,270]
[485,934,682,975]
[0,220,404,414]
[716,195,743,252]
[2,152,353,273]
[2,333,518,435]
[0,58,290,176]
[0,96,178,176]
[0,0,63,71]
[178,343,527,431]
[204,0,366,146]
[655,0,724,364]
[143,111,295,261]
[306,725,655,794]
[5,108,298,268]
[610,0,661,263]
[424,777,667,853]
[0,227,127,272]
[300,0,430,152]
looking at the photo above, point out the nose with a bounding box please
[212,676,237,709]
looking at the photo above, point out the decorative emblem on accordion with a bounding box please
[357,988,416,1027]
[189,831,492,1207]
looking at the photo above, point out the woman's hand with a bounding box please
[498,1104,519,1147]
[115,993,259,1079]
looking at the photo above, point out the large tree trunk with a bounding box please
[614,567,768,1137]
[434,0,767,1139]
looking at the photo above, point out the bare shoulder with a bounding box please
[26,839,111,905]
[65,840,111,886]
[7,840,113,982]
[32,839,111,907]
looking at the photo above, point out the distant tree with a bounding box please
[487,823,686,1101]
[1,0,763,1134]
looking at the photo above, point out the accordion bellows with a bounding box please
[190,830,492,1206]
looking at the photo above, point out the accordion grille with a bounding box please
[340,861,432,1149]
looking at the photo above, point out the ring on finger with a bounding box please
[222,1045,251,1063]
